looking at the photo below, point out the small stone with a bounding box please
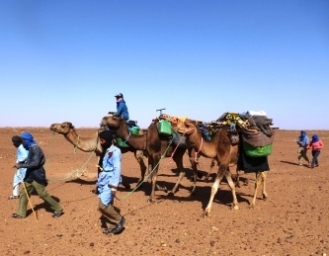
[90,242,94,247]
[210,241,215,246]
[175,239,180,243]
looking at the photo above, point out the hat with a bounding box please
[114,93,123,98]
[12,135,22,143]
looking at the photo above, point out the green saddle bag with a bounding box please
[243,141,272,157]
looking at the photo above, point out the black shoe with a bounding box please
[12,213,25,219]
[102,227,114,235]
[112,217,126,235]
[52,211,63,218]
[119,216,126,227]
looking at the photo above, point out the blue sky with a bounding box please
[1,0,328,129]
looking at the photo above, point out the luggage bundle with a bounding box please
[217,111,274,158]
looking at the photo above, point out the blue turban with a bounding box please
[20,132,36,149]
[312,134,319,143]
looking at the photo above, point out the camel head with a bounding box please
[176,119,197,136]
[103,114,122,130]
[50,122,74,135]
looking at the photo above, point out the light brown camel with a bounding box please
[103,115,194,202]
[50,122,103,155]
[49,122,147,187]
[177,119,267,217]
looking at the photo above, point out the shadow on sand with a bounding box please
[280,160,309,167]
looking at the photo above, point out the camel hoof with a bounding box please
[263,193,268,200]
[147,198,156,203]
[189,187,196,196]
[167,191,175,197]
[249,203,255,209]
[232,205,239,210]
[203,208,211,217]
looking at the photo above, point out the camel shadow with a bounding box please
[157,185,250,210]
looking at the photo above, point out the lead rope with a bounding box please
[194,137,204,162]
[48,133,99,182]
[115,134,180,201]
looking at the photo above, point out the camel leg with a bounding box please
[168,172,185,196]
[149,153,167,202]
[205,159,216,181]
[168,149,187,193]
[150,172,158,203]
[204,165,226,217]
[134,150,147,188]
[189,161,198,195]
[261,172,268,200]
[250,172,263,208]
[224,167,239,210]
[235,169,240,188]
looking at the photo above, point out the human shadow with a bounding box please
[65,178,96,185]
[280,160,300,166]
[26,196,62,217]
[64,175,140,190]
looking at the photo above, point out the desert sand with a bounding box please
[0,127,328,256]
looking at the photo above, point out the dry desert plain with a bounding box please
[0,127,328,256]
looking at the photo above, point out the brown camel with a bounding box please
[49,122,147,187]
[177,119,268,217]
[103,114,213,202]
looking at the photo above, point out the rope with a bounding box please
[47,150,95,182]
[115,135,176,201]
[73,135,80,154]
[123,132,131,143]
[47,132,99,183]
[194,137,204,162]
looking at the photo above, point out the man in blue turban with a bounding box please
[296,130,310,166]
[12,132,63,219]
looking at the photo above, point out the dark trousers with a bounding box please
[98,200,122,230]
[18,181,63,217]
[311,150,321,167]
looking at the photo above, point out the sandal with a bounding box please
[12,213,25,219]
[8,195,19,200]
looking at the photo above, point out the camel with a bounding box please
[176,119,268,217]
[197,122,247,187]
[50,122,103,155]
[103,115,193,201]
[49,122,147,187]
